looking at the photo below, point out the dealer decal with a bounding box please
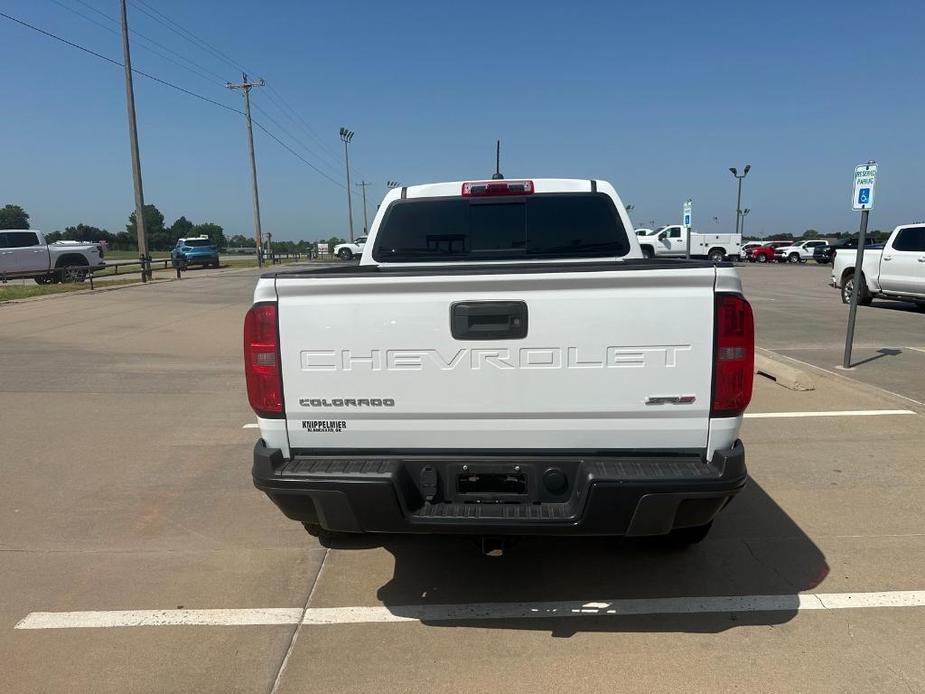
[301,420,347,433]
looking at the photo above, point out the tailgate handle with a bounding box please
[451,301,528,340]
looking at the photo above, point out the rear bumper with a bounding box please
[252,441,747,536]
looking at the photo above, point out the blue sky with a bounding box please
[2,0,923,241]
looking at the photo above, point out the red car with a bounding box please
[748,240,792,263]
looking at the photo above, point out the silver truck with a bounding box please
[0,229,104,284]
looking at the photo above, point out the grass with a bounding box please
[0,278,142,301]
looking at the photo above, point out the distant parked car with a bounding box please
[740,241,763,260]
[814,237,878,265]
[334,237,367,260]
[748,240,791,263]
[171,236,219,269]
[773,240,829,263]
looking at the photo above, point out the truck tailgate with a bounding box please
[275,265,717,451]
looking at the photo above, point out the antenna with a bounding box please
[491,139,503,179]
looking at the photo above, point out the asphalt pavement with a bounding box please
[1,263,923,693]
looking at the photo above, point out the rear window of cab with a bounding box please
[372,193,630,262]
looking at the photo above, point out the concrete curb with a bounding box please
[755,352,816,391]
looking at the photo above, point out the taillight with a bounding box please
[244,302,284,418]
[461,180,534,197]
[711,293,754,417]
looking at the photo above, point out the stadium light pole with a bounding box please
[339,127,355,242]
[729,164,751,235]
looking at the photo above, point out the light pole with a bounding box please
[339,127,355,242]
[728,164,751,235]
[741,208,751,236]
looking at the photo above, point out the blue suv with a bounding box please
[171,236,220,269]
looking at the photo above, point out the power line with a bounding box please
[252,120,346,190]
[129,0,250,75]
[71,0,230,83]
[0,10,344,188]
[124,0,350,182]
[250,102,344,180]
[46,0,226,87]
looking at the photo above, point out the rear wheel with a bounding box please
[708,248,725,263]
[841,272,872,306]
[756,254,767,263]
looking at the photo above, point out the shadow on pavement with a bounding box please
[850,347,902,367]
[339,480,829,635]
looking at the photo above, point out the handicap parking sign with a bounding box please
[852,163,876,210]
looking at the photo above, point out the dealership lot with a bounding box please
[1,264,923,693]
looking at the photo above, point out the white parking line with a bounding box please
[15,590,925,629]
[745,409,916,419]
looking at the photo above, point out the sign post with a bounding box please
[683,199,693,259]
[842,161,877,369]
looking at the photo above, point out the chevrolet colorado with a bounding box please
[247,179,754,545]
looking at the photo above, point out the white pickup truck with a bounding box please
[247,178,754,547]
[0,229,104,284]
[637,225,741,263]
[833,224,925,309]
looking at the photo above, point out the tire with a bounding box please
[338,248,353,260]
[708,248,725,263]
[33,275,55,285]
[840,272,872,306]
[641,246,654,259]
[58,264,88,283]
[756,254,767,263]
[788,253,800,263]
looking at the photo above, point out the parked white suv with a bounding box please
[333,237,366,260]
[832,224,925,309]
[774,240,828,263]
[0,229,104,284]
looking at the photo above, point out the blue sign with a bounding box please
[683,214,691,226]
[857,188,871,205]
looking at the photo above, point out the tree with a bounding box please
[0,204,30,229]
[228,234,256,248]
[127,204,169,250]
[169,216,195,245]
[800,229,821,239]
[193,222,226,250]
[62,224,109,243]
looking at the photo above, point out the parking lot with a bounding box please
[1,263,923,693]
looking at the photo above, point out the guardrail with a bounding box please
[1,252,309,292]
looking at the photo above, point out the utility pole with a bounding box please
[119,0,150,282]
[226,73,266,267]
[339,128,355,242]
[356,180,370,234]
